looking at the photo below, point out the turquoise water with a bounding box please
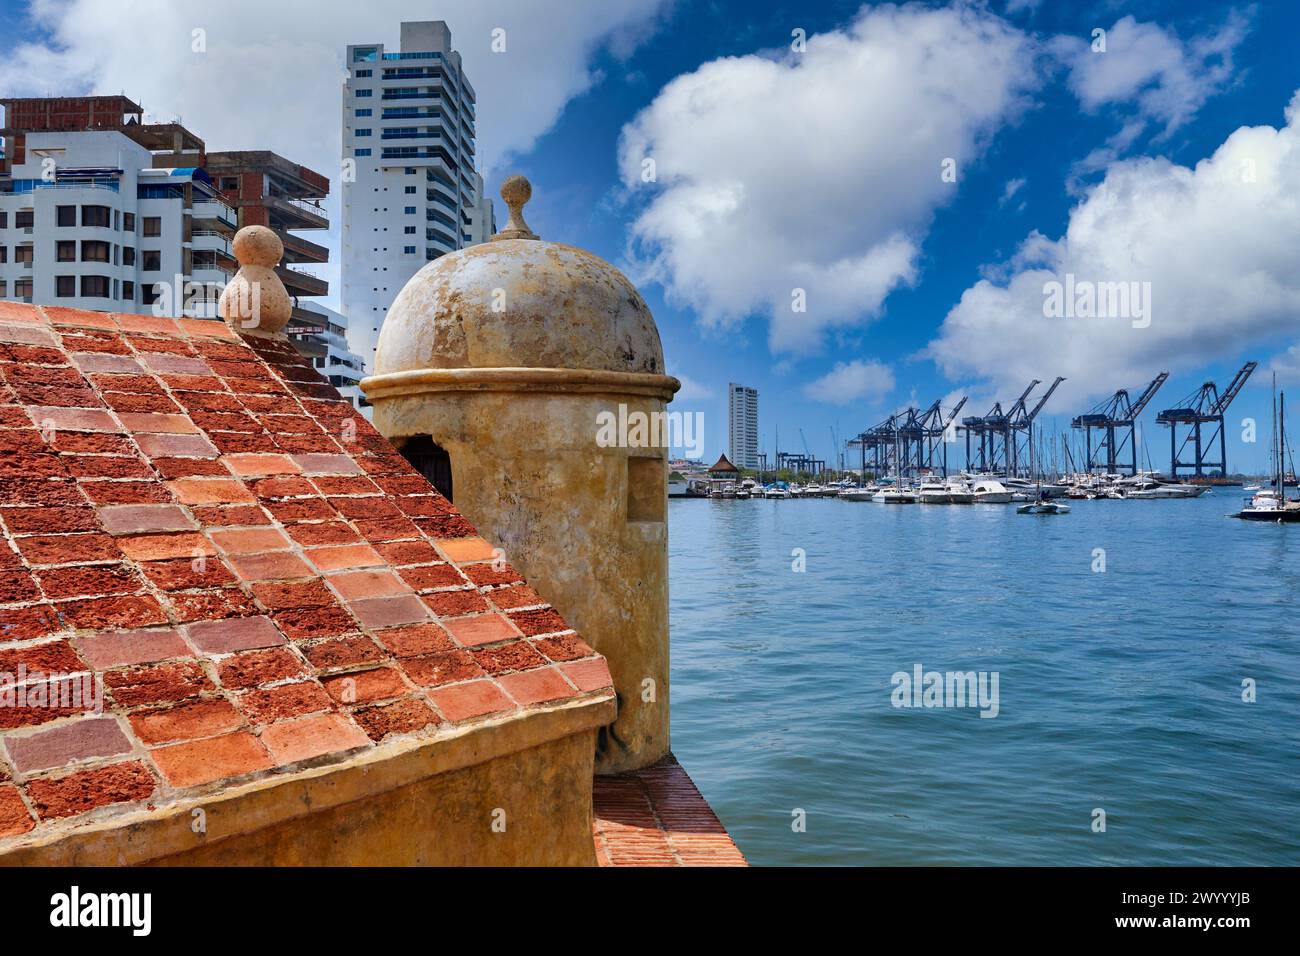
[667,494,1300,865]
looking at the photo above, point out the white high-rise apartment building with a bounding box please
[0,129,236,315]
[728,383,760,470]
[342,21,495,379]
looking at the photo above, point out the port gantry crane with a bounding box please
[1008,376,1065,478]
[850,397,967,480]
[1071,372,1168,476]
[1155,361,1258,479]
[961,378,1064,477]
[913,396,967,477]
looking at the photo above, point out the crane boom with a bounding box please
[1128,372,1169,418]
[1213,361,1258,414]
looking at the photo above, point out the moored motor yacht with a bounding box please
[970,479,1013,504]
[872,487,917,503]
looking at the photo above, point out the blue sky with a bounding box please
[4,0,1299,473]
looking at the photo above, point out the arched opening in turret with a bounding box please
[398,435,454,502]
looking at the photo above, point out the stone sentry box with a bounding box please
[363,177,681,774]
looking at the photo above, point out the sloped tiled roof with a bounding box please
[0,302,612,847]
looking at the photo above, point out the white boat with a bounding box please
[668,479,689,498]
[915,480,951,504]
[970,479,1013,504]
[1017,501,1070,514]
[764,485,789,499]
[839,486,875,501]
[1243,483,1262,492]
[872,488,917,504]
[945,479,974,504]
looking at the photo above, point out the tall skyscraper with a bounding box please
[728,383,759,470]
[341,21,494,384]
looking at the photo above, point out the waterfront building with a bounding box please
[341,20,495,381]
[0,96,236,316]
[728,382,760,470]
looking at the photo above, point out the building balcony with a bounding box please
[278,230,329,264]
[277,264,328,297]
[190,200,237,229]
[264,194,328,230]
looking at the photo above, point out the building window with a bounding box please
[123,280,135,301]
[403,246,416,254]
[81,275,110,298]
[15,247,32,265]
[355,108,372,117]
[404,226,416,234]
[354,68,372,77]
[355,128,372,137]
[0,247,6,263]
[82,205,111,228]
[123,246,135,266]
[399,436,453,502]
[405,167,416,175]
[355,89,372,98]
[0,211,7,228]
[124,212,135,231]
[54,207,75,227]
[81,240,110,263]
[56,241,76,262]
[0,281,5,297]
[353,48,377,63]
[141,284,161,306]
[15,279,32,299]
[14,210,35,229]
[404,186,416,194]
[404,206,416,214]
[143,217,162,237]
[355,148,372,157]
[56,276,77,298]
[142,250,161,272]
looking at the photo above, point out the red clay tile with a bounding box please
[209,527,292,554]
[97,504,196,536]
[497,667,576,706]
[77,628,190,669]
[320,666,408,706]
[305,543,384,572]
[167,478,255,504]
[228,551,313,582]
[3,718,133,774]
[128,698,243,745]
[442,613,519,648]
[116,532,213,561]
[349,594,429,629]
[0,784,34,837]
[472,640,549,676]
[560,657,614,692]
[103,660,212,707]
[290,453,362,475]
[25,761,156,820]
[186,615,285,654]
[61,594,168,631]
[178,317,236,339]
[235,681,331,724]
[216,647,305,689]
[25,406,119,434]
[421,589,490,619]
[428,679,514,722]
[260,713,368,765]
[150,732,273,787]
[135,433,218,459]
[437,537,497,562]
[326,569,409,601]
[352,698,440,742]
[401,650,485,688]
[222,453,300,477]
[114,313,181,335]
[70,352,143,375]
[117,412,198,434]
[301,636,385,671]
[397,563,467,591]
[374,623,454,658]
[12,532,121,566]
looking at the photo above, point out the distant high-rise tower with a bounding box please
[728,383,759,469]
[342,21,493,388]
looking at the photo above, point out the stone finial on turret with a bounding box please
[490,174,539,241]
[218,225,293,335]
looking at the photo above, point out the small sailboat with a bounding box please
[1235,378,1300,522]
[1017,482,1070,514]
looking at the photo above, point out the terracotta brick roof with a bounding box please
[593,755,747,866]
[0,302,612,846]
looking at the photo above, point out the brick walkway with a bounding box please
[592,754,747,866]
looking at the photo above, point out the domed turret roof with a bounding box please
[373,176,666,378]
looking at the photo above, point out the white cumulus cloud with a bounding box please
[804,360,895,405]
[617,3,1039,356]
[928,89,1300,407]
